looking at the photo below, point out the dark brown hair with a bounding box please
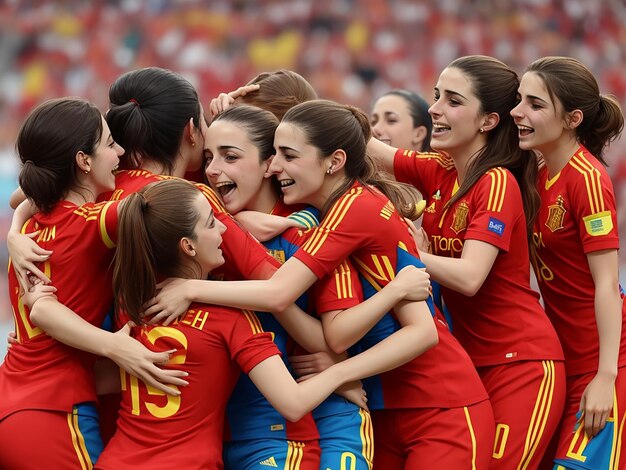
[526,56,624,165]
[282,99,422,219]
[113,179,202,324]
[377,89,433,152]
[212,104,279,163]
[445,55,540,241]
[17,97,103,213]
[238,69,318,120]
[107,67,201,173]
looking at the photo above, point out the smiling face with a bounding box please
[510,71,572,157]
[189,193,227,277]
[428,67,487,158]
[87,116,124,196]
[371,94,423,150]
[204,120,271,214]
[269,122,328,208]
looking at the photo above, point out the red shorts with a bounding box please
[0,404,102,469]
[372,400,495,469]
[477,360,566,470]
[553,366,626,470]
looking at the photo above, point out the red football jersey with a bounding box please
[103,169,279,281]
[394,149,563,367]
[96,303,279,469]
[269,198,363,314]
[532,146,626,376]
[0,200,119,419]
[293,182,488,409]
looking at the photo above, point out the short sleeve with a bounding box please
[464,168,521,252]
[568,159,619,254]
[228,309,281,374]
[312,259,364,315]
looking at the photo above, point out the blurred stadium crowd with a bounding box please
[1,0,626,334]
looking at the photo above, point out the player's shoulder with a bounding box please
[399,149,454,170]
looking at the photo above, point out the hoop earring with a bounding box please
[479,128,484,134]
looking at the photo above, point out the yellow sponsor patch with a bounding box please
[583,210,613,236]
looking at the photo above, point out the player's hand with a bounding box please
[208,84,260,117]
[234,210,302,242]
[7,230,52,288]
[289,351,346,379]
[404,219,431,254]
[108,323,189,396]
[7,331,18,349]
[21,279,57,309]
[335,380,368,410]
[143,278,192,325]
[391,265,430,302]
[579,371,615,438]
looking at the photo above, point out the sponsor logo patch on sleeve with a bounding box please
[583,210,613,236]
[487,217,505,236]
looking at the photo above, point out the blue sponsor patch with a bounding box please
[487,217,505,236]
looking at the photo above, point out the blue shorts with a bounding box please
[553,367,626,470]
[223,438,321,470]
[317,408,373,470]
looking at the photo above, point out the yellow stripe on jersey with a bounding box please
[196,184,227,214]
[518,360,555,469]
[67,410,92,470]
[614,410,625,470]
[359,409,374,469]
[288,211,318,229]
[570,151,605,213]
[127,169,156,178]
[463,407,478,470]
[334,261,354,300]
[242,309,264,334]
[302,187,362,256]
[487,168,507,213]
[353,254,394,290]
[379,201,394,220]
[99,200,116,249]
[611,388,622,470]
[286,441,305,469]
[402,149,455,169]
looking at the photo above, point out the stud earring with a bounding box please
[326,167,333,175]
[479,128,484,134]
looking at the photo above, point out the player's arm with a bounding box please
[147,256,319,318]
[366,136,398,176]
[27,296,189,396]
[234,211,305,242]
[321,265,431,353]
[248,354,356,421]
[580,249,621,437]
[419,239,499,296]
[7,199,52,286]
[9,186,26,209]
[249,302,438,422]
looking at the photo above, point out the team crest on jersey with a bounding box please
[545,195,566,232]
[450,201,469,234]
[268,249,286,264]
